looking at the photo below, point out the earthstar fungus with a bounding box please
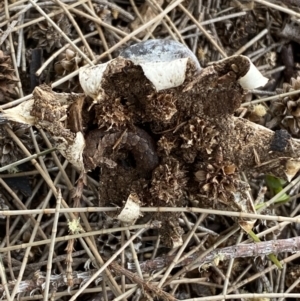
[2,39,300,246]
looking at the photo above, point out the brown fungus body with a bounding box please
[4,40,300,247]
[78,41,295,245]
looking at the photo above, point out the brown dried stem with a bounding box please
[130,236,300,274]
[254,0,300,18]
[222,231,243,297]
[69,220,161,301]
[157,214,206,287]
[3,206,300,224]
[178,4,227,58]
[85,0,112,60]
[110,261,177,301]
[43,189,62,301]
[55,0,95,60]
[28,0,93,65]
[4,0,23,98]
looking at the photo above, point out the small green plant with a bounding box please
[265,175,290,204]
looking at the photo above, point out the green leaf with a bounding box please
[248,230,282,269]
[265,175,289,203]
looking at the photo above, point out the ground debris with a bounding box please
[2,1,300,300]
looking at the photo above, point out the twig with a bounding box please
[43,188,62,301]
[65,7,140,42]
[123,224,144,279]
[120,229,126,295]
[3,207,300,224]
[16,14,23,67]
[222,231,243,297]
[250,89,276,96]
[0,0,37,27]
[129,0,155,39]
[0,269,101,297]
[250,42,281,62]
[178,4,227,58]
[151,234,161,260]
[157,214,205,287]
[0,167,58,179]
[93,0,135,21]
[242,89,300,106]
[262,66,286,76]
[181,292,300,301]
[84,1,112,60]
[278,261,286,296]
[0,93,32,110]
[9,160,67,300]
[36,30,98,76]
[233,28,268,56]
[0,255,11,301]
[4,0,24,98]
[53,0,95,60]
[110,261,177,301]
[180,213,202,244]
[112,287,137,301]
[0,275,202,300]
[5,217,14,282]
[2,250,86,272]
[0,223,156,277]
[0,148,56,173]
[191,6,202,54]
[65,176,85,289]
[131,227,238,273]
[0,20,17,46]
[10,0,86,31]
[69,220,161,301]
[146,0,184,43]
[226,253,300,296]
[28,0,93,66]
[154,227,239,288]
[178,11,247,34]
[254,0,300,19]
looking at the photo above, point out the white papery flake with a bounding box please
[117,193,141,224]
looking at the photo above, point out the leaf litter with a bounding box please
[1,1,300,300]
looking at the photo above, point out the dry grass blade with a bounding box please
[69,221,161,301]
[0,254,11,301]
[254,0,300,18]
[43,188,62,301]
[0,20,17,46]
[157,214,206,287]
[8,165,65,300]
[27,0,93,65]
[178,4,227,58]
[222,231,243,297]
[0,147,56,173]
[110,261,177,301]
